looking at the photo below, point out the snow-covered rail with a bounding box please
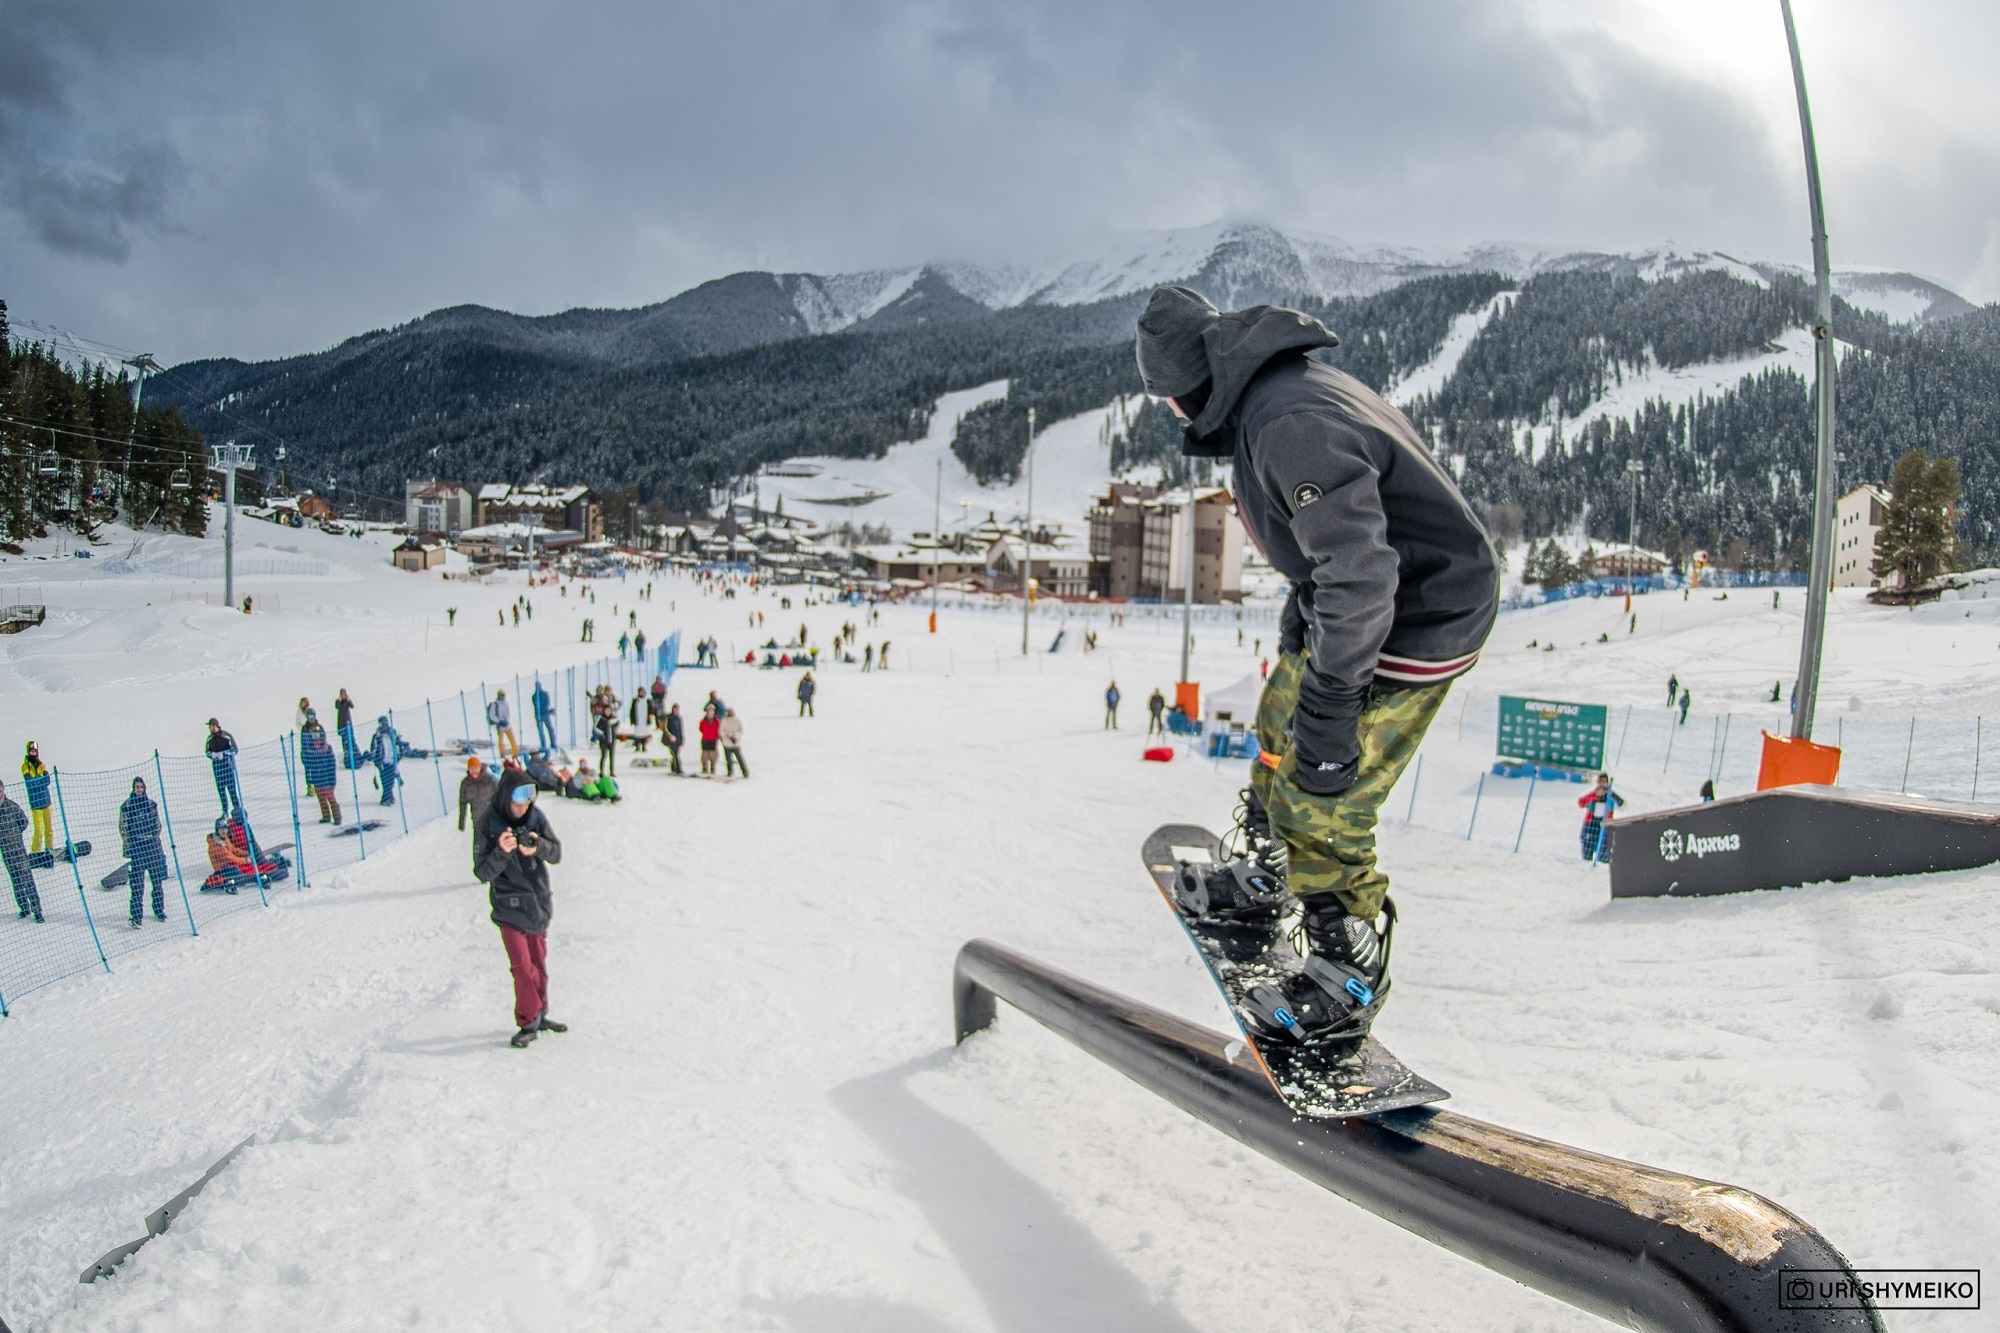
[953,938,1883,1333]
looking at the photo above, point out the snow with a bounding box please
[1390,291,1509,406]
[4,512,2000,1330]
[749,386,1161,540]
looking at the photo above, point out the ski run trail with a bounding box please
[3,515,1999,1332]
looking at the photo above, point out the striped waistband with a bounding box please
[1373,649,1480,685]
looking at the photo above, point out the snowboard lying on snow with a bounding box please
[1142,823,1447,1119]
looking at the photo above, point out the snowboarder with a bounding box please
[1678,690,1692,725]
[0,780,42,922]
[532,680,558,751]
[447,607,457,626]
[299,717,342,825]
[1105,682,1121,729]
[335,689,360,768]
[19,742,53,855]
[118,777,170,927]
[474,781,566,1048]
[862,644,873,672]
[879,641,890,670]
[698,703,721,776]
[1666,674,1679,706]
[634,630,647,662]
[720,709,748,778]
[459,756,498,841]
[617,631,630,659]
[797,672,816,717]
[1700,778,1716,802]
[662,704,685,773]
[1578,773,1626,863]
[1770,680,1782,703]
[368,716,402,806]
[488,690,519,758]
[205,719,244,816]
[1147,688,1166,737]
[1135,284,1497,1049]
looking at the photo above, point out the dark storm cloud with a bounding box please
[0,0,1988,361]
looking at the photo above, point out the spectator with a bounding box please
[459,756,498,841]
[1104,682,1121,729]
[335,689,360,768]
[797,672,816,718]
[1578,773,1626,864]
[720,709,749,779]
[474,780,567,1049]
[368,715,402,806]
[650,673,668,717]
[879,641,891,670]
[1666,674,1679,705]
[205,718,243,816]
[862,644,873,672]
[635,630,647,662]
[698,702,721,776]
[299,717,342,825]
[525,750,564,793]
[1700,778,1716,803]
[0,779,41,922]
[662,704,685,774]
[594,705,618,777]
[119,776,170,928]
[1678,690,1692,726]
[1147,688,1166,737]
[532,679,557,751]
[20,742,53,854]
[295,697,314,730]
[488,690,519,758]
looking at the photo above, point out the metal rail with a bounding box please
[954,939,1881,1332]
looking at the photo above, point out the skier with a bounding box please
[1135,284,1497,1049]
[797,672,816,717]
[1105,682,1121,729]
[368,716,402,806]
[19,742,53,855]
[488,690,519,758]
[119,776,170,927]
[335,688,360,768]
[662,704,685,774]
[1147,688,1166,737]
[299,717,342,825]
[698,703,721,776]
[532,679,558,751]
[720,709,749,778]
[205,718,244,816]
[1578,773,1626,863]
[474,780,567,1048]
[0,779,42,922]
[459,756,498,842]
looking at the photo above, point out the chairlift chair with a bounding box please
[38,449,60,477]
[169,466,191,491]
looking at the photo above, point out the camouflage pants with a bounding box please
[1252,651,1450,918]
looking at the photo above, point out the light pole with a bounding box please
[210,440,256,607]
[1179,462,1197,685]
[1780,0,1837,743]
[1020,406,1035,656]
[930,456,941,633]
[1624,458,1643,611]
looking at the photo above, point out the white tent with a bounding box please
[1205,672,1263,729]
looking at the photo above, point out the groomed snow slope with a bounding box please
[1,561,1997,1331]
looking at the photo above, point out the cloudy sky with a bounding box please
[4,0,1997,364]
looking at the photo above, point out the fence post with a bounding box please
[346,745,369,859]
[1512,770,1538,854]
[567,666,576,750]
[1404,754,1424,824]
[479,683,494,758]
[458,690,474,760]
[1612,704,1633,768]
[51,770,110,970]
[1662,713,1678,774]
[282,731,308,890]
[154,753,198,936]
[1975,717,1984,802]
[426,701,449,813]
[1901,717,1916,794]
[1713,713,1733,786]
[1466,771,1486,841]
[388,710,412,836]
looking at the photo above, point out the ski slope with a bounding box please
[2,535,1998,1330]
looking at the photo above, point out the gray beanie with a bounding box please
[1134,285,1220,399]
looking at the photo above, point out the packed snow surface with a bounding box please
[1,521,1998,1331]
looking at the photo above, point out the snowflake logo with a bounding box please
[1658,829,1683,862]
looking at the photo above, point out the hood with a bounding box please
[1184,305,1339,453]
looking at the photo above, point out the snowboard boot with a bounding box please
[510,1025,539,1049]
[1171,857,1286,928]
[536,1013,568,1034]
[1222,786,1287,879]
[1240,897,1396,1051]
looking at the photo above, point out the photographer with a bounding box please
[474,780,567,1048]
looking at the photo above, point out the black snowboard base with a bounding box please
[28,840,90,871]
[328,821,388,837]
[1142,823,1448,1119]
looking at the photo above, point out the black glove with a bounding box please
[1279,584,1308,657]
[1290,668,1366,797]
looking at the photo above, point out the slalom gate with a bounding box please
[1610,786,2000,898]
[954,939,1883,1332]
[0,648,674,1016]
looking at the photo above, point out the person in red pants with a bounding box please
[474,780,568,1048]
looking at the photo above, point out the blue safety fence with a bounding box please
[0,645,674,1015]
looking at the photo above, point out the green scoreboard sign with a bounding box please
[1497,696,1608,771]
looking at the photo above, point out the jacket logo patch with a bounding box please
[1291,483,1323,510]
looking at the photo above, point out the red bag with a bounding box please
[1142,746,1175,763]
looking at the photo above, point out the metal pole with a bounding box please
[1781,0,1838,742]
[389,710,411,836]
[1513,770,1538,854]
[1021,407,1035,655]
[282,731,307,889]
[154,752,198,936]
[1625,459,1642,608]
[1900,716,1915,794]
[1466,771,1486,840]
[223,465,236,607]
[931,457,941,632]
[51,771,109,971]
[1405,754,1423,824]
[1180,465,1196,684]
[1975,717,1983,802]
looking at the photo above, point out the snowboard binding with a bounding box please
[1242,898,1397,1050]
[1171,858,1287,927]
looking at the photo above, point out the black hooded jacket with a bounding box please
[1183,306,1497,732]
[474,788,563,934]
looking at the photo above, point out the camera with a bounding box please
[516,830,540,851]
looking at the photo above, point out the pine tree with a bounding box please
[1873,448,1961,589]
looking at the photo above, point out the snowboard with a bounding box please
[329,821,388,837]
[1142,823,1448,1119]
[100,862,130,890]
[28,840,90,871]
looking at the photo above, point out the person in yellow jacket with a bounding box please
[20,742,54,854]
